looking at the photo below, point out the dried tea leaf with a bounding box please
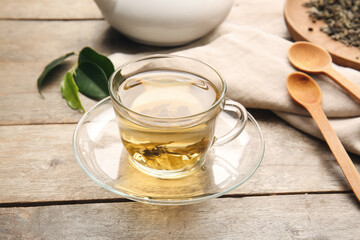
[304,0,360,49]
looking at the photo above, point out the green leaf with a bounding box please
[37,52,75,98]
[78,47,114,79]
[61,72,85,112]
[74,61,109,100]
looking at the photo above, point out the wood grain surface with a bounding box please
[0,0,102,19]
[284,0,360,70]
[1,195,360,239]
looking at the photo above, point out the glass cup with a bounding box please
[109,54,247,178]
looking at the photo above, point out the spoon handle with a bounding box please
[307,103,360,201]
[324,67,360,102]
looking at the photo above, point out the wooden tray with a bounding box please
[284,0,360,71]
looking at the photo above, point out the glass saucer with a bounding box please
[73,97,265,205]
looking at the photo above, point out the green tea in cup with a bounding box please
[110,55,247,178]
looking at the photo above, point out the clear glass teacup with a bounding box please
[109,54,247,178]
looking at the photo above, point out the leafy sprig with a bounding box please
[37,47,114,112]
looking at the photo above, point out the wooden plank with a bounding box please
[1,111,359,203]
[0,124,116,203]
[0,0,102,19]
[0,20,155,125]
[1,194,359,239]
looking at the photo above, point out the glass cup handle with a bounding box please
[212,98,248,146]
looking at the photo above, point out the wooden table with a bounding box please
[1,0,360,239]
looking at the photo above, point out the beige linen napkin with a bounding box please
[109,3,360,155]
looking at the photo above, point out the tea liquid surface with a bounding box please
[117,70,219,118]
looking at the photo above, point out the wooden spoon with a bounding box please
[288,41,360,102]
[287,72,360,202]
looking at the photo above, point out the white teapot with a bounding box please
[94,0,234,46]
